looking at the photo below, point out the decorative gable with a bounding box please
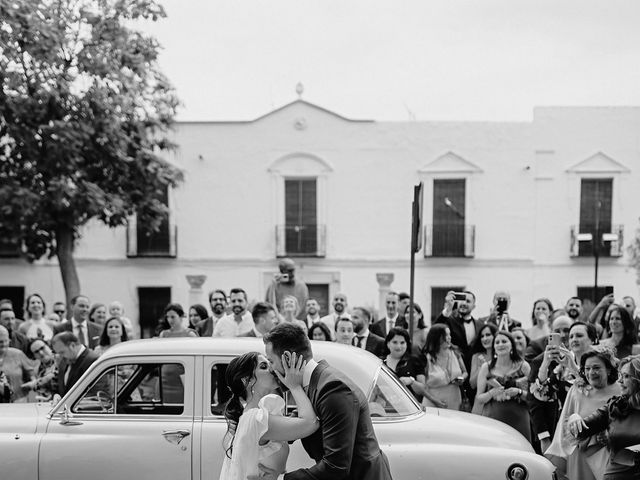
[566,152,630,174]
[418,151,483,174]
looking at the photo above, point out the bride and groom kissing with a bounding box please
[219,322,393,480]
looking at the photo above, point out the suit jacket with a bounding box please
[57,348,99,395]
[370,316,409,338]
[53,320,102,349]
[353,332,385,357]
[434,313,483,370]
[284,361,392,480]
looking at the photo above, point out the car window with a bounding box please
[73,363,186,415]
[368,367,421,418]
[210,363,228,416]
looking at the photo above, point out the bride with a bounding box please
[219,351,318,480]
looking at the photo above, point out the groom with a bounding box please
[262,323,393,480]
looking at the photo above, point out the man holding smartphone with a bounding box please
[265,258,309,320]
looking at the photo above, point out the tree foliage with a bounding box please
[0,0,183,302]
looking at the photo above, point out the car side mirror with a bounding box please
[59,404,83,426]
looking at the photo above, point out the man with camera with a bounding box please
[265,258,309,320]
[480,291,522,332]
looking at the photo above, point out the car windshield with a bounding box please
[367,365,422,418]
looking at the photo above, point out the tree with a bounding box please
[0,0,183,305]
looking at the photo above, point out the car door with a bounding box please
[39,356,195,480]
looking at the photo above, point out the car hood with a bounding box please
[0,402,51,434]
[376,408,533,453]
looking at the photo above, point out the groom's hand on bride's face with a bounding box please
[247,463,279,480]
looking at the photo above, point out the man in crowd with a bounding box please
[52,331,98,395]
[304,298,322,329]
[196,289,228,336]
[434,290,482,371]
[564,296,583,321]
[265,258,309,320]
[213,288,253,337]
[240,302,278,338]
[320,293,351,339]
[53,295,102,349]
[371,291,408,338]
[351,307,385,357]
[527,314,573,453]
[0,307,30,354]
[481,290,522,331]
[52,301,68,322]
[397,292,411,323]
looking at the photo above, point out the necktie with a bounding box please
[357,336,365,348]
[77,324,87,346]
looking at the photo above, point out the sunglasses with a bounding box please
[32,345,47,355]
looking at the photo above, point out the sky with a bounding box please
[144,0,640,122]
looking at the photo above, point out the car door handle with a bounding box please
[161,429,191,445]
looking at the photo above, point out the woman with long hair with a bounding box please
[469,323,498,390]
[546,348,620,480]
[600,305,637,360]
[475,331,531,440]
[404,303,428,351]
[307,322,332,342]
[158,303,198,338]
[569,355,640,479]
[94,317,129,356]
[88,303,108,327]
[188,304,209,330]
[18,293,55,341]
[382,327,425,400]
[421,324,467,410]
[220,351,318,480]
[527,298,554,341]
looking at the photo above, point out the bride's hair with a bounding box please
[223,352,259,458]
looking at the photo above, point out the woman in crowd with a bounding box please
[469,323,498,390]
[569,355,640,480]
[0,325,34,402]
[404,303,428,351]
[88,303,108,327]
[189,304,209,330]
[280,296,307,332]
[600,305,637,360]
[307,323,332,342]
[334,317,356,346]
[527,298,554,341]
[421,324,467,410]
[18,293,55,341]
[382,327,425,400]
[22,339,58,402]
[475,331,531,440]
[512,327,530,358]
[94,317,130,356]
[159,303,198,338]
[546,348,620,480]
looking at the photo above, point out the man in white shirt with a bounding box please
[319,293,350,338]
[370,291,408,338]
[304,298,322,329]
[53,295,102,349]
[351,307,385,357]
[212,288,253,337]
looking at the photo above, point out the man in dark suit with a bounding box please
[195,289,227,337]
[53,295,102,349]
[370,291,408,338]
[238,302,277,338]
[52,331,99,395]
[263,323,393,480]
[351,307,385,357]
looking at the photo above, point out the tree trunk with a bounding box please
[56,225,81,308]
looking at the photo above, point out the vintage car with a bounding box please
[0,338,556,479]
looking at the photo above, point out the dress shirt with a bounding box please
[384,314,399,332]
[71,319,88,345]
[306,315,321,328]
[463,319,476,346]
[353,330,370,349]
[212,312,254,337]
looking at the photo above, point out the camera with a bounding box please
[274,273,290,283]
[496,298,508,314]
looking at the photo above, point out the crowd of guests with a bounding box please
[1,258,640,479]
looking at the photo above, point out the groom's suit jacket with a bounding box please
[284,361,393,480]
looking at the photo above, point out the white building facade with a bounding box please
[1,101,639,336]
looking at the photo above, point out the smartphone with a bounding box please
[453,292,466,301]
[548,332,561,347]
[496,298,508,313]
